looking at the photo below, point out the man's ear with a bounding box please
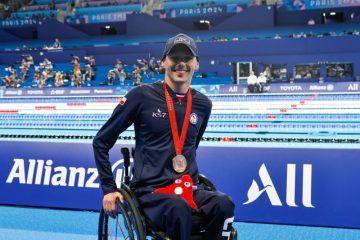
[194,61,199,72]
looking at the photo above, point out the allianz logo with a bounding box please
[6,158,132,188]
[243,163,314,208]
[309,84,334,91]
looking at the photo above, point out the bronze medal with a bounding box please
[172,154,187,173]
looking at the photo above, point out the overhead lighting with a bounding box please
[105,25,111,29]
[330,12,336,16]
[200,20,210,24]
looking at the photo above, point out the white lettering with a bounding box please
[68,167,86,187]
[302,164,314,208]
[286,164,298,207]
[228,86,238,92]
[280,86,302,91]
[86,168,100,188]
[243,164,282,206]
[244,163,314,208]
[35,160,44,185]
[5,158,130,189]
[309,85,327,90]
[51,166,68,186]
[69,90,91,94]
[6,159,26,184]
[27,90,44,95]
[348,83,359,91]
[43,160,53,185]
[26,159,36,184]
[222,216,234,239]
[93,89,113,94]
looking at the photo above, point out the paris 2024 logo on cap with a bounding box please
[174,36,191,45]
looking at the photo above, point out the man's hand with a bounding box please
[103,191,124,218]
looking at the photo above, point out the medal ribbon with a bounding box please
[164,82,192,155]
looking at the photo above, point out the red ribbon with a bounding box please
[163,82,192,155]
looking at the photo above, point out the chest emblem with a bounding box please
[190,113,198,125]
[152,108,167,118]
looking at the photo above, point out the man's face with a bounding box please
[163,44,199,85]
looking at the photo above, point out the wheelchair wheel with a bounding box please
[98,198,134,240]
[118,188,146,240]
[98,189,146,240]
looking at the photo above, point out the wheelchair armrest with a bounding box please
[198,173,217,191]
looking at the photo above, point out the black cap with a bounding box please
[162,33,198,60]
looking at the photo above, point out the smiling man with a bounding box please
[93,33,235,240]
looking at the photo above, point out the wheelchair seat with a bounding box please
[144,207,207,240]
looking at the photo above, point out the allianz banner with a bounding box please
[0,141,359,228]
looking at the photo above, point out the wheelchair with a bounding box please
[98,148,237,240]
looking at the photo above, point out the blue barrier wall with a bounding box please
[37,20,89,40]
[5,26,37,40]
[212,5,275,31]
[0,140,359,229]
[126,14,183,35]
[74,22,127,36]
[164,14,232,31]
[0,29,20,42]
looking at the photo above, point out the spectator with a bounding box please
[133,65,142,86]
[106,69,116,85]
[54,72,65,87]
[84,56,96,81]
[264,66,271,79]
[118,69,127,85]
[113,59,125,84]
[257,72,267,93]
[307,18,315,25]
[148,56,157,78]
[247,71,258,93]
[53,38,62,48]
[40,58,53,81]
[19,58,30,83]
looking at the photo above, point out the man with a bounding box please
[247,71,258,93]
[257,72,267,93]
[53,38,61,48]
[93,33,235,240]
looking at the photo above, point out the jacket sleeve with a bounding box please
[93,87,142,195]
[196,98,212,149]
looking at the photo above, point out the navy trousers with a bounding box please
[138,189,235,240]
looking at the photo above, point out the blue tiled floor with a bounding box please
[0,206,359,240]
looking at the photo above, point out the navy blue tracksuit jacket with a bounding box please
[93,80,211,195]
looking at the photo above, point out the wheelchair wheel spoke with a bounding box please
[116,215,128,238]
[98,188,146,240]
[100,211,136,240]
